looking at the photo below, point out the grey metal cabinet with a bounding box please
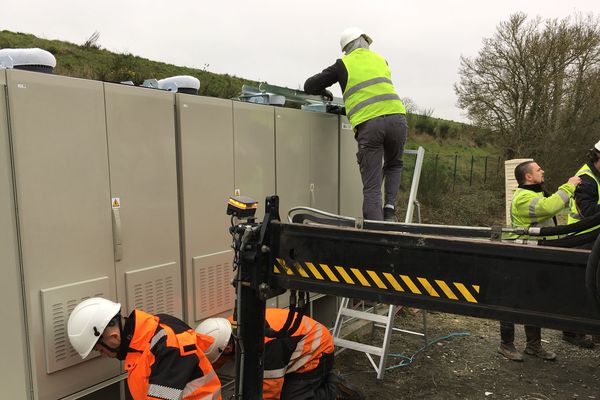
[103,83,182,319]
[307,111,339,213]
[176,94,235,325]
[5,69,119,400]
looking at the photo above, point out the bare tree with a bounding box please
[84,31,100,49]
[455,12,600,179]
[401,97,418,114]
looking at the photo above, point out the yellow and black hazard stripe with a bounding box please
[274,258,480,303]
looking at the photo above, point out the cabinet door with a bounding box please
[176,94,235,324]
[309,112,339,214]
[0,69,30,399]
[6,69,118,400]
[233,102,276,220]
[104,83,182,318]
[275,107,310,217]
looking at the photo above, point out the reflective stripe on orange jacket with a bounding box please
[261,308,334,400]
[124,310,222,400]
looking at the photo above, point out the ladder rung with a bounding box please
[334,337,384,356]
[339,308,390,324]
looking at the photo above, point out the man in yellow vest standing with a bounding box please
[304,27,407,221]
[501,160,581,361]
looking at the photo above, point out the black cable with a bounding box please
[586,234,600,312]
[266,291,297,339]
[285,292,308,337]
[533,211,600,236]
[540,230,599,248]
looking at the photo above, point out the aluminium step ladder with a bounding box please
[332,300,428,379]
[332,147,427,379]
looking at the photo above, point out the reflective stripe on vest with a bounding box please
[148,384,182,400]
[342,77,394,100]
[150,329,167,349]
[557,189,570,205]
[182,370,222,400]
[286,318,323,374]
[529,197,541,224]
[341,48,405,128]
[264,367,287,379]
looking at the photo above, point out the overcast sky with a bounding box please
[1,0,599,122]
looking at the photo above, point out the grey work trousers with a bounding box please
[355,113,408,220]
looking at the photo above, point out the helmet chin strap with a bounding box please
[98,340,120,353]
[94,314,129,359]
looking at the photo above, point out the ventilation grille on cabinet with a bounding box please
[193,250,235,321]
[125,262,182,318]
[40,277,111,374]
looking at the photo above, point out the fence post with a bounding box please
[469,155,474,186]
[453,154,458,191]
[434,154,439,183]
[484,156,488,184]
[497,156,501,176]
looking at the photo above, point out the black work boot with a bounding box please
[328,373,365,400]
[562,333,595,349]
[383,207,397,222]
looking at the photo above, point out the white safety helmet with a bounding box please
[339,27,373,52]
[67,297,121,359]
[594,140,600,152]
[195,318,233,363]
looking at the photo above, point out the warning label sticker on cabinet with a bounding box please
[111,198,121,209]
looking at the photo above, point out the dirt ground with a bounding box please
[334,309,600,400]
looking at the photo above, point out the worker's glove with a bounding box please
[321,89,333,102]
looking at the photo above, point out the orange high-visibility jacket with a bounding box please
[124,310,222,400]
[262,308,334,400]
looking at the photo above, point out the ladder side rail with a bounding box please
[404,146,425,224]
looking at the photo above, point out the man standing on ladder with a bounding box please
[304,27,408,222]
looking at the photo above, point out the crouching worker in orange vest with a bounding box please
[68,297,222,400]
[196,308,364,400]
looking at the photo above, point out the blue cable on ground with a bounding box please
[385,331,470,371]
[338,331,471,377]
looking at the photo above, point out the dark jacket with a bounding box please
[121,310,221,400]
[304,59,348,95]
[574,162,600,218]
